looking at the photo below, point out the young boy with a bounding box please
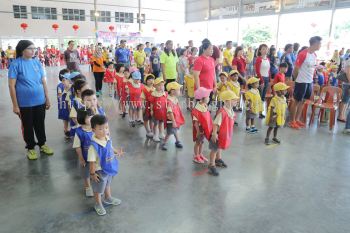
[88,114,122,216]
[192,87,213,164]
[73,108,94,197]
[184,66,195,110]
[81,89,105,115]
[273,62,288,85]
[57,69,71,138]
[208,90,239,176]
[245,77,263,134]
[265,82,289,145]
[149,47,161,78]
[161,82,185,150]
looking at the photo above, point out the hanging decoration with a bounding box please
[108,25,115,32]
[171,29,175,33]
[20,23,28,32]
[52,23,59,32]
[72,24,79,32]
[153,28,158,33]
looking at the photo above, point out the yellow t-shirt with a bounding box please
[134,50,146,68]
[223,48,233,67]
[184,74,195,98]
[6,49,15,59]
[245,89,263,114]
[246,50,254,64]
[102,51,109,62]
[266,95,287,126]
[217,82,233,100]
[229,81,240,97]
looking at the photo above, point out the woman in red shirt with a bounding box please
[232,46,247,77]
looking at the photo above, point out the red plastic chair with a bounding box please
[309,86,342,130]
[301,84,321,123]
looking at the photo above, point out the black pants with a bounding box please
[20,104,46,150]
[93,72,104,92]
[138,67,145,83]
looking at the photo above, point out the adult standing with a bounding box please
[291,43,300,64]
[232,46,247,77]
[280,44,294,80]
[337,59,350,122]
[8,40,54,160]
[289,36,322,129]
[134,43,147,83]
[115,40,130,68]
[64,40,80,71]
[92,46,105,97]
[246,46,255,76]
[6,46,16,68]
[160,40,179,88]
[255,44,270,103]
[222,41,233,73]
[268,47,278,80]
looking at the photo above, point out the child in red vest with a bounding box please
[119,67,130,118]
[161,82,185,150]
[103,62,117,97]
[192,87,213,164]
[151,77,167,142]
[126,71,143,127]
[208,90,239,176]
[142,74,155,138]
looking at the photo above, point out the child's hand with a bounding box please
[114,148,125,157]
[79,158,86,167]
[172,122,177,128]
[91,174,100,183]
[211,134,217,143]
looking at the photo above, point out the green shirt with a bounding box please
[160,51,179,80]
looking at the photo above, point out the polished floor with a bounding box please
[0,65,349,233]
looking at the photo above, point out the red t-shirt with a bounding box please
[193,55,215,90]
[273,73,286,85]
[232,57,247,75]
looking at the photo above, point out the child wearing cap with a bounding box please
[150,77,167,142]
[216,72,234,110]
[103,62,117,97]
[265,82,289,145]
[127,71,144,127]
[57,68,71,139]
[208,90,239,176]
[245,77,263,134]
[184,66,195,110]
[228,70,242,112]
[88,114,122,216]
[192,87,213,164]
[141,74,155,138]
[328,65,338,86]
[119,67,130,118]
[161,82,185,150]
[73,108,94,197]
[81,89,105,115]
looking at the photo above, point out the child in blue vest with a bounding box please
[88,115,122,216]
[57,68,71,139]
[81,89,105,116]
[73,108,94,197]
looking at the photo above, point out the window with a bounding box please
[62,8,85,21]
[31,6,57,20]
[115,12,134,23]
[90,10,111,22]
[137,13,145,24]
[13,5,28,19]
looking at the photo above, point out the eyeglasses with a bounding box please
[26,47,37,51]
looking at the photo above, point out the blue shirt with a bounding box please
[8,57,46,107]
[144,47,151,57]
[280,53,294,77]
[115,48,130,63]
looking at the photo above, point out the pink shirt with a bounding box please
[193,55,215,90]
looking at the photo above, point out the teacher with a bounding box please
[8,40,54,160]
[160,40,179,88]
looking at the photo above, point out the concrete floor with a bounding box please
[0,65,350,233]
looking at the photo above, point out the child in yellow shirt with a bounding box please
[216,72,234,110]
[184,67,195,110]
[265,82,289,145]
[228,70,241,111]
[245,77,263,134]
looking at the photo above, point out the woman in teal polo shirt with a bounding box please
[8,40,54,160]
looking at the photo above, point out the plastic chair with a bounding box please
[301,84,321,123]
[309,86,342,130]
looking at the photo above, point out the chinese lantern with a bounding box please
[108,25,114,32]
[52,23,59,32]
[153,28,158,33]
[310,23,317,28]
[20,23,28,32]
[72,24,79,32]
[171,29,175,33]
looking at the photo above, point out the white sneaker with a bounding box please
[153,135,160,142]
[146,132,154,138]
[159,134,165,140]
[85,186,94,197]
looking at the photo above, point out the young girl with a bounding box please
[151,77,167,142]
[119,67,131,118]
[104,62,117,97]
[265,82,289,145]
[209,90,239,176]
[161,82,185,151]
[245,77,263,134]
[142,74,155,138]
[82,89,105,115]
[57,68,71,138]
[115,63,125,100]
[127,71,143,127]
[192,87,213,164]
[73,108,94,197]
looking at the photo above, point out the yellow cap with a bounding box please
[154,77,165,85]
[166,81,182,91]
[219,72,228,77]
[247,77,260,85]
[145,73,156,81]
[229,70,239,76]
[273,82,290,92]
[331,65,338,69]
[219,90,239,101]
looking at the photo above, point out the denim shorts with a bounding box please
[91,170,113,194]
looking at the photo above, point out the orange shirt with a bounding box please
[92,56,105,72]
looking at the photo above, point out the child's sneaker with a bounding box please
[175,141,183,148]
[264,138,270,145]
[200,154,208,162]
[27,149,38,160]
[208,166,219,176]
[85,186,94,197]
[161,143,167,151]
[146,132,154,138]
[251,127,258,133]
[136,120,143,125]
[193,155,204,164]
[272,138,281,144]
[130,121,136,127]
[103,197,122,206]
[259,113,265,119]
[94,203,106,216]
[215,159,227,168]
[246,127,251,133]
[153,135,160,142]
[40,145,54,155]
[159,134,165,140]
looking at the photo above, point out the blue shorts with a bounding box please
[92,170,113,194]
[293,82,312,102]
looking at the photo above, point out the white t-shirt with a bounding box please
[260,58,270,77]
[295,50,317,83]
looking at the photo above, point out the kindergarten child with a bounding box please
[127,71,144,127]
[161,82,185,151]
[141,74,155,138]
[315,65,325,86]
[329,65,338,86]
[228,70,241,111]
[184,67,195,110]
[216,72,233,110]
[192,87,213,164]
[88,114,122,216]
[119,67,130,118]
[265,82,289,145]
[57,68,71,138]
[273,62,288,85]
[103,62,117,97]
[151,77,167,142]
[73,108,94,197]
[115,63,125,99]
[81,89,105,115]
[245,77,263,134]
[208,90,239,176]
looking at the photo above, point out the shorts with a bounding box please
[293,82,312,102]
[91,170,113,194]
[153,119,164,125]
[166,123,178,135]
[209,140,219,152]
[195,134,205,144]
[81,162,90,179]
[341,83,350,104]
[130,105,141,110]
[246,111,258,119]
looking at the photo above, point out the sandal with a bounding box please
[272,138,281,144]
